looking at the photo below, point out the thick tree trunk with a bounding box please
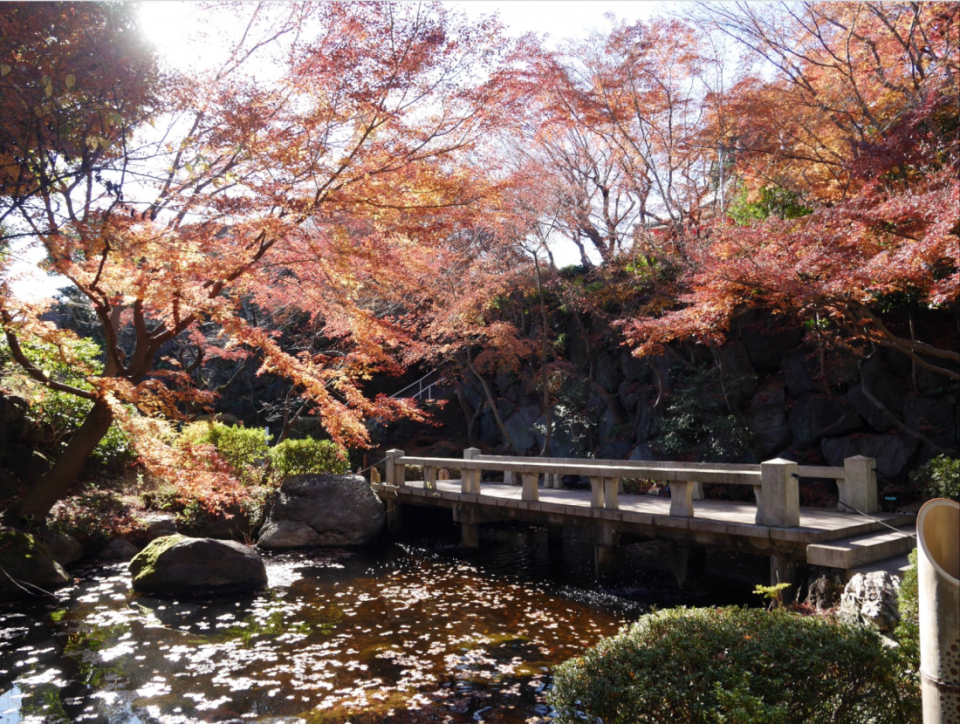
[5,399,114,523]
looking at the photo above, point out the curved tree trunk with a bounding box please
[466,354,516,454]
[5,399,114,523]
[533,254,553,457]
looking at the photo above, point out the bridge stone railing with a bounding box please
[382,448,878,529]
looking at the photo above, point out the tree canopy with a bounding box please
[0,1,957,522]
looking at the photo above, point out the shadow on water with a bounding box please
[0,507,767,723]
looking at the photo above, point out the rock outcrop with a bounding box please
[839,571,901,633]
[258,473,385,549]
[129,534,267,596]
[43,532,84,566]
[0,527,70,601]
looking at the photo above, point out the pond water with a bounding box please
[0,512,765,723]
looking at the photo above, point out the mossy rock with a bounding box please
[129,534,267,597]
[0,526,70,601]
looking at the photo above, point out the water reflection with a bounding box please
[0,516,764,723]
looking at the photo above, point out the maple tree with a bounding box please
[0,3,159,221]
[623,2,959,384]
[0,2,523,522]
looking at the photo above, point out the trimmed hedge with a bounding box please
[268,436,348,479]
[180,422,269,485]
[550,606,919,724]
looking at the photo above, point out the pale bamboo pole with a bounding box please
[916,498,959,724]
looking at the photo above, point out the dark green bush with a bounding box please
[895,548,920,669]
[910,455,960,502]
[180,422,270,485]
[268,437,348,480]
[550,606,919,724]
[658,367,757,463]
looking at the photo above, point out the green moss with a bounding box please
[128,533,187,580]
[0,527,46,577]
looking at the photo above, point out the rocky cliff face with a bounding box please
[381,310,958,500]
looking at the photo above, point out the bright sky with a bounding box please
[11,1,683,302]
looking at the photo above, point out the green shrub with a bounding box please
[549,607,919,724]
[910,455,960,502]
[895,548,920,670]
[180,422,270,485]
[0,335,134,467]
[658,367,757,462]
[268,436,348,480]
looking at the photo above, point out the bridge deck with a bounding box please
[375,480,913,554]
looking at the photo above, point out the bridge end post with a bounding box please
[386,449,405,487]
[384,450,405,532]
[759,459,800,527]
[840,456,878,514]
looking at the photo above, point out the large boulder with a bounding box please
[99,538,139,561]
[846,357,906,433]
[839,571,900,634]
[502,406,541,454]
[821,433,919,483]
[789,395,864,448]
[781,348,858,397]
[746,384,792,457]
[129,534,267,596]
[43,532,84,566]
[904,396,958,450]
[258,473,385,549]
[2,444,51,482]
[0,527,70,601]
[716,341,759,407]
[739,323,804,370]
[634,398,657,445]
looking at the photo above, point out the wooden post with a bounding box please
[759,459,800,528]
[603,477,619,510]
[770,552,798,600]
[461,523,480,549]
[521,473,539,502]
[424,466,437,491]
[589,476,604,508]
[370,466,381,484]
[669,481,695,518]
[595,544,616,579]
[386,501,402,532]
[840,456,878,514]
[385,449,405,487]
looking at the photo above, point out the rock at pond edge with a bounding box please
[0,526,70,601]
[129,534,267,596]
[259,473,385,548]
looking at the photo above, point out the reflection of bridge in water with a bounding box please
[371,449,916,590]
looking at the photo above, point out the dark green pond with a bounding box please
[0,513,765,723]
